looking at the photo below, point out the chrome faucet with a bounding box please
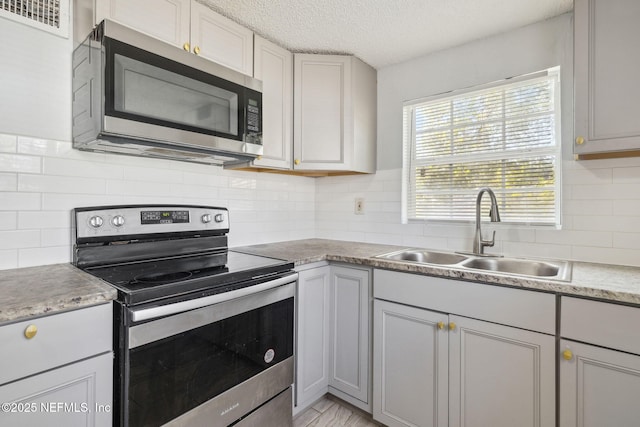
[473,187,501,255]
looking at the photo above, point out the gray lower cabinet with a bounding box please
[0,353,112,426]
[295,264,372,412]
[373,269,556,427]
[295,265,331,408]
[0,303,113,426]
[560,340,640,427]
[373,299,448,427]
[328,265,371,411]
[560,296,640,426]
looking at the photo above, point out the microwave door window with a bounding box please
[113,54,239,136]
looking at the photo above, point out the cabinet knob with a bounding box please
[24,324,38,339]
[294,159,300,165]
[575,136,585,145]
[437,321,445,330]
[256,155,262,160]
[562,349,573,361]
[193,46,201,55]
[448,322,456,331]
[183,42,190,52]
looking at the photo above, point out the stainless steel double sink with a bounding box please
[375,249,572,281]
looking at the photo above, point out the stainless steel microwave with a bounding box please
[72,20,263,167]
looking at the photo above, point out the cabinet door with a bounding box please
[373,300,448,427]
[449,315,555,427]
[0,353,112,427]
[560,339,640,427]
[95,0,190,48]
[329,266,370,405]
[190,1,253,76]
[295,266,331,407]
[252,36,293,170]
[574,0,640,156]
[293,54,353,171]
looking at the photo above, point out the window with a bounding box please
[402,68,561,226]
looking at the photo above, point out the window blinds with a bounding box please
[403,69,561,225]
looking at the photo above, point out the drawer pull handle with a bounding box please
[448,322,456,331]
[437,321,445,330]
[563,349,573,361]
[24,324,38,339]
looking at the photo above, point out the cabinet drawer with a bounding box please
[561,297,640,354]
[0,303,112,385]
[374,269,556,334]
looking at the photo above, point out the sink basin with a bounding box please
[376,249,469,265]
[374,248,572,281]
[461,257,571,280]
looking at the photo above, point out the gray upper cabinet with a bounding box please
[574,0,640,158]
[293,54,376,174]
[251,36,293,170]
[83,0,254,75]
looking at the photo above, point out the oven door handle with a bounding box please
[130,272,298,322]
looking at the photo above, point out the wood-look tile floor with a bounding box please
[294,395,381,427]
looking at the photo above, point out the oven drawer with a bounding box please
[0,303,112,385]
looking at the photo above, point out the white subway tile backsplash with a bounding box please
[0,230,40,250]
[0,153,41,173]
[41,228,71,247]
[17,138,76,158]
[0,173,17,191]
[18,246,69,268]
[0,192,41,210]
[563,200,613,216]
[613,199,640,216]
[0,212,17,230]
[43,157,124,179]
[0,135,17,153]
[123,165,183,184]
[0,249,18,269]
[572,183,640,200]
[5,128,640,269]
[18,211,69,229]
[19,174,106,194]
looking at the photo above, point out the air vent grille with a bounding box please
[0,0,68,36]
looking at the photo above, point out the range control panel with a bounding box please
[74,205,229,240]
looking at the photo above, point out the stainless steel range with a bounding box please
[71,205,296,427]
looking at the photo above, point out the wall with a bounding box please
[317,13,640,267]
[0,17,315,270]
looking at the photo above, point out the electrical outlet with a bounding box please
[355,198,365,215]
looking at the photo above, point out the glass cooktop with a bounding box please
[85,250,293,305]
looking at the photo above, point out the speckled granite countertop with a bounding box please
[233,238,640,306]
[0,263,116,324]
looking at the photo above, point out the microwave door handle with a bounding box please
[130,272,298,322]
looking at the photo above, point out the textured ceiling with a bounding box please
[201,0,573,69]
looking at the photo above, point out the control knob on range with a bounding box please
[111,215,125,227]
[214,213,224,223]
[89,216,103,228]
[201,214,212,224]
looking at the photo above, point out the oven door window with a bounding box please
[127,297,293,426]
[104,38,242,140]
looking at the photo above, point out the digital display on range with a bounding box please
[141,210,190,224]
